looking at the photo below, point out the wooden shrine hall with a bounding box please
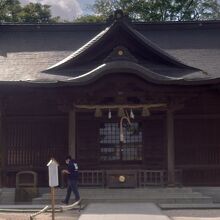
[1,11,220,187]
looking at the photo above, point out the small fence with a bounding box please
[4,167,182,188]
[78,170,105,187]
[138,170,164,187]
[77,169,182,187]
[138,169,182,187]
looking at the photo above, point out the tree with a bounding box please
[19,3,59,23]
[75,14,106,23]
[0,0,60,23]
[82,0,220,22]
[0,0,22,22]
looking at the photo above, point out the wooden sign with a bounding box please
[47,158,59,220]
[47,158,59,187]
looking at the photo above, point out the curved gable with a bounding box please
[44,15,205,85]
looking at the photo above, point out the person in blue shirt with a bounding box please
[62,156,80,204]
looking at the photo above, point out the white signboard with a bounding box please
[47,158,59,187]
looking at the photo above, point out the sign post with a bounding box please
[47,158,59,220]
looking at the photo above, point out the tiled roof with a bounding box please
[0,21,220,86]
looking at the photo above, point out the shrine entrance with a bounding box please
[71,73,178,187]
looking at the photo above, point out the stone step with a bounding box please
[41,190,202,194]
[41,187,194,195]
[32,187,214,205]
[55,187,194,193]
[159,203,220,209]
[192,187,220,203]
[34,192,212,198]
[193,187,220,192]
[36,193,211,199]
[41,195,205,201]
[0,188,15,204]
[33,197,213,205]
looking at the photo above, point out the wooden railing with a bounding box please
[138,169,182,187]
[4,154,182,187]
[138,170,165,187]
[60,170,105,188]
[78,170,105,187]
[77,170,182,187]
[61,170,176,188]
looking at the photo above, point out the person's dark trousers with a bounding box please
[64,179,80,204]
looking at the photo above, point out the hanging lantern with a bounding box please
[95,108,102,117]
[142,106,150,117]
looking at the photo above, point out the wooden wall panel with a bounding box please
[175,117,220,166]
[175,117,220,185]
[142,117,166,169]
[76,113,100,169]
[3,116,68,186]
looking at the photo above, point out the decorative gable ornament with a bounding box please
[104,46,138,63]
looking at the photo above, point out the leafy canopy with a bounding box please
[1,0,220,23]
[76,0,220,22]
[0,0,60,23]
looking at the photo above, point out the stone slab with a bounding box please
[78,202,170,220]
[159,203,220,210]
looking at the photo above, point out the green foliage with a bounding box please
[1,0,219,23]
[0,0,60,23]
[90,0,220,22]
[75,14,106,23]
[19,3,54,23]
[0,0,22,22]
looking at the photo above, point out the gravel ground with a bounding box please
[163,209,220,220]
[0,211,80,220]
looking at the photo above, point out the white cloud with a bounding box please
[20,0,83,20]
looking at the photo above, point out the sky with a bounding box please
[20,0,95,21]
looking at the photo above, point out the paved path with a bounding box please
[0,206,220,220]
[78,203,170,220]
[164,209,220,220]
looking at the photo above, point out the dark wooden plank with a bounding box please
[167,110,175,185]
[142,117,166,169]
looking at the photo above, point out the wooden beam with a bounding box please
[68,110,76,159]
[167,109,175,186]
[0,107,6,187]
[0,111,2,187]
[74,103,166,110]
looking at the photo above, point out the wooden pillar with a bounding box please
[0,108,6,187]
[0,111,2,187]
[167,109,175,186]
[68,110,76,159]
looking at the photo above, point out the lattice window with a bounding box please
[100,122,142,161]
